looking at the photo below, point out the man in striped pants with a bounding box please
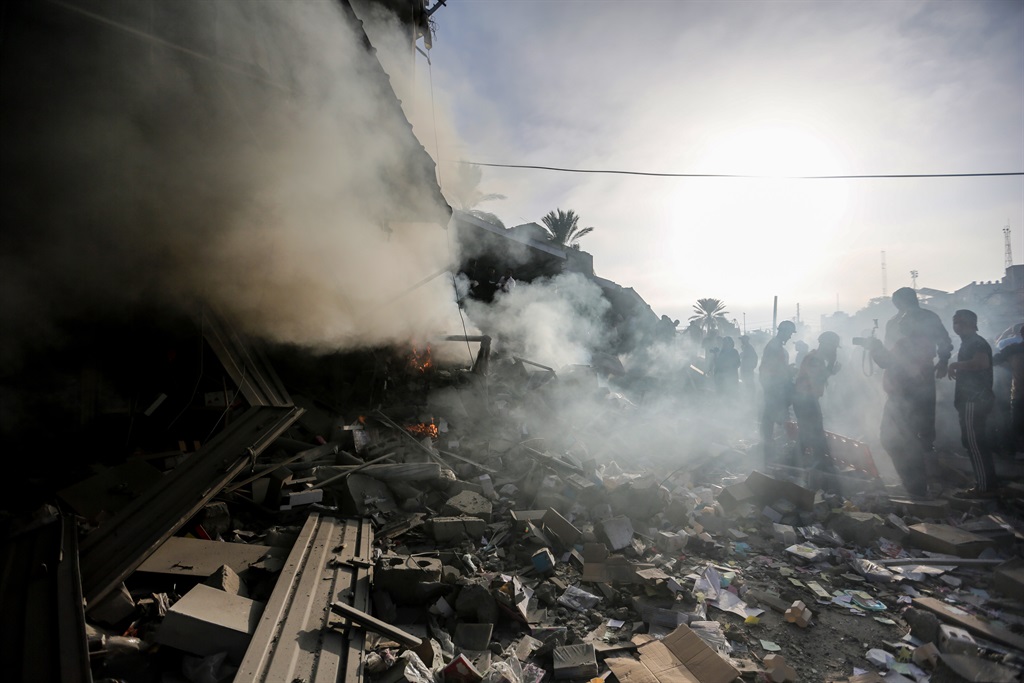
[947,310,997,499]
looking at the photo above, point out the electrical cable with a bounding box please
[456,161,1024,181]
[426,41,477,372]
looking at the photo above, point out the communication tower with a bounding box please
[1005,224,1014,268]
[881,251,887,297]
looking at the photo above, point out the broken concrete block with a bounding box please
[454,623,493,651]
[541,508,582,548]
[600,516,634,551]
[772,523,797,545]
[204,564,248,598]
[784,600,812,628]
[763,654,797,683]
[377,555,443,604]
[827,511,882,547]
[431,517,487,543]
[443,490,493,523]
[156,584,264,662]
[656,530,687,552]
[87,581,136,625]
[908,523,996,558]
[279,487,323,510]
[892,496,951,519]
[455,584,499,624]
[552,643,598,680]
[939,625,978,656]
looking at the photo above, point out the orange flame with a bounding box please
[405,419,439,439]
[409,343,433,373]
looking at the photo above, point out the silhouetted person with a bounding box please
[793,340,809,370]
[792,331,841,487]
[870,316,935,497]
[883,287,953,452]
[993,323,1024,455]
[739,335,758,396]
[948,309,997,498]
[760,320,796,464]
[714,336,740,395]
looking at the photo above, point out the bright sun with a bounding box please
[700,123,844,177]
[664,122,853,297]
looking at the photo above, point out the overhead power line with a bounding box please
[457,160,1023,180]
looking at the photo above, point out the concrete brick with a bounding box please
[784,600,812,628]
[156,584,264,662]
[443,491,493,523]
[600,516,634,551]
[431,516,487,543]
[377,555,443,603]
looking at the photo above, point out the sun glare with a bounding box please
[662,122,853,297]
[700,123,844,178]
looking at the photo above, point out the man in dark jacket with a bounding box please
[793,331,841,483]
[760,321,796,465]
[948,310,997,498]
[883,287,953,452]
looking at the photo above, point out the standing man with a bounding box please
[760,321,796,465]
[948,310,997,498]
[883,287,953,452]
[792,332,842,485]
[870,318,935,497]
[739,335,758,395]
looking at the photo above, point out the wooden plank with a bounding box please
[331,601,423,648]
[911,597,1024,652]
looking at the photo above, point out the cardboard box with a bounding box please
[606,624,739,683]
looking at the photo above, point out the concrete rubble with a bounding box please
[2,347,1024,683]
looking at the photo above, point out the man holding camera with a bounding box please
[867,288,952,497]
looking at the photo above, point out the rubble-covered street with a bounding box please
[3,324,1023,683]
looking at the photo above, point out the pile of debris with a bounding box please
[3,341,1023,683]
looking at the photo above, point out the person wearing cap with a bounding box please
[947,309,997,498]
[883,287,953,453]
[792,331,842,488]
[759,320,796,465]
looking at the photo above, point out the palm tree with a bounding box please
[689,298,730,336]
[540,209,594,249]
[448,164,506,227]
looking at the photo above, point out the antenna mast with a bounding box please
[1005,223,1014,268]
[881,251,887,297]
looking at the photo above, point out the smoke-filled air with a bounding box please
[0,0,462,365]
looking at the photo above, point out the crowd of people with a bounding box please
[699,287,1023,500]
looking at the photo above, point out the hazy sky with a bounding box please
[417,0,1023,332]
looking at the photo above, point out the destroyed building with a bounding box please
[2,2,1024,683]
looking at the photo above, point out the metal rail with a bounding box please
[236,513,373,683]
